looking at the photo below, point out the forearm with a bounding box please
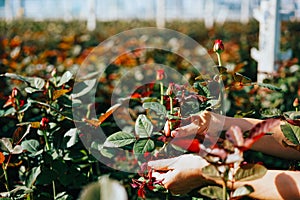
[223,115,300,160]
[223,115,262,132]
[233,170,300,200]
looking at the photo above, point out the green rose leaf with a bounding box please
[199,186,225,200]
[193,82,210,97]
[26,166,41,188]
[257,83,282,92]
[142,102,167,117]
[235,164,267,182]
[0,137,23,154]
[71,79,97,98]
[57,71,73,87]
[0,137,13,152]
[25,87,41,93]
[281,123,300,145]
[63,128,79,148]
[1,73,44,89]
[201,164,222,180]
[133,139,155,154]
[232,185,254,198]
[104,131,136,147]
[4,107,17,116]
[21,139,40,154]
[135,114,153,138]
[32,77,45,90]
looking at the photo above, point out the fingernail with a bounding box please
[171,130,177,137]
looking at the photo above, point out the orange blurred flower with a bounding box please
[0,152,5,164]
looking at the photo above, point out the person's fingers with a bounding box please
[171,123,199,138]
[148,157,179,170]
[151,171,167,182]
[172,111,211,138]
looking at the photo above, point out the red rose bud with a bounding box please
[40,117,50,129]
[213,39,224,53]
[156,69,165,81]
[11,87,19,98]
[293,98,299,107]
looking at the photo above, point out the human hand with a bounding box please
[171,110,226,138]
[148,154,211,194]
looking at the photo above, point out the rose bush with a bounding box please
[0,20,299,199]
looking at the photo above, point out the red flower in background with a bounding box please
[3,87,24,110]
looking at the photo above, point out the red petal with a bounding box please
[171,138,200,153]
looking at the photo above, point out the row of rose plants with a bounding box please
[0,37,299,200]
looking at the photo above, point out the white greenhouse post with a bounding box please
[251,0,280,82]
[156,0,165,28]
[87,0,96,31]
[251,0,294,82]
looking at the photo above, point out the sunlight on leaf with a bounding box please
[0,138,13,152]
[235,164,267,182]
[199,186,225,200]
[143,102,167,117]
[201,164,222,180]
[58,71,73,87]
[21,139,40,154]
[71,79,97,99]
[133,139,155,154]
[104,131,136,148]
[281,123,300,145]
[26,166,41,188]
[64,128,79,148]
[135,114,153,138]
[232,185,254,198]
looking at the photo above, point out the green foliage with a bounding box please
[143,102,167,117]
[199,186,225,200]
[104,131,136,147]
[135,114,154,138]
[231,185,254,198]
[133,139,155,154]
